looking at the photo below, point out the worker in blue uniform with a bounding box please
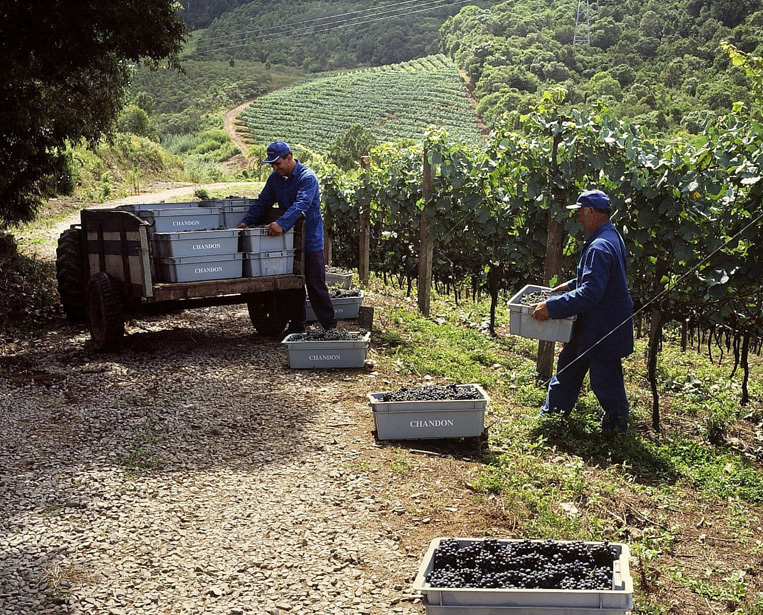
[531,190,634,433]
[238,141,336,332]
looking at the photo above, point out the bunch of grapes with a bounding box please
[292,330,366,341]
[425,539,618,591]
[328,288,362,298]
[380,383,481,402]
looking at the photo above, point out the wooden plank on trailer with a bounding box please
[150,274,304,302]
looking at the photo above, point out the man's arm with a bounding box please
[545,245,613,319]
[238,177,277,227]
[275,172,319,232]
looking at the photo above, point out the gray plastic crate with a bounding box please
[221,206,250,228]
[508,284,576,343]
[242,250,295,277]
[368,384,488,440]
[419,601,631,614]
[135,207,222,234]
[306,291,364,321]
[240,227,295,252]
[325,267,352,289]
[281,332,370,369]
[414,538,633,614]
[156,253,243,283]
[152,229,240,258]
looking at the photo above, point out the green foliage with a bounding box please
[117,105,156,140]
[328,124,378,170]
[0,0,186,228]
[440,0,763,135]
[241,55,484,152]
[322,90,763,348]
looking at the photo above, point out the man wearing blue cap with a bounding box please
[238,141,336,332]
[531,189,634,433]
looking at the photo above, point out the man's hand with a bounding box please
[266,222,283,236]
[532,302,550,321]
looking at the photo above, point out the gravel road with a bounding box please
[0,306,433,615]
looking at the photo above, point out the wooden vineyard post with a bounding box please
[323,226,332,267]
[647,307,664,431]
[536,134,564,381]
[359,156,371,285]
[417,151,434,316]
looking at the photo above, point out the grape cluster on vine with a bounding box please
[425,539,618,591]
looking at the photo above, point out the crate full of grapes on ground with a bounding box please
[508,284,577,343]
[325,265,352,289]
[306,289,364,321]
[282,330,370,369]
[368,384,488,440]
[414,537,633,614]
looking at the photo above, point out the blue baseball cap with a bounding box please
[567,189,611,210]
[262,141,291,164]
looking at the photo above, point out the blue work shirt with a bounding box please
[241,161,325,253]
[546,221,634,359]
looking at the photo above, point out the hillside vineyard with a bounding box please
[241,55,485,150]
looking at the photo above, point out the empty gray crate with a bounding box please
[282,332,370,369]
[152,229,240,258]
[369,384,488,440]
[325,268,352,289]
[135,207,222,234]
[414,538,633,614]
[221,205,249,228]
[156,253,243,283]
[306,291,364,321]
[242,250,295,277]
[240,227,295,252]
[508,284,576,343]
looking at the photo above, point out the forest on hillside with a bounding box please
[442,0,763,133]
[188,0,501,70]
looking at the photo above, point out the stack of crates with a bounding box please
[118,201,242,283]
[239,227,295,277]
[117,199,296,282]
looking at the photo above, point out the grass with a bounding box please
[364,274,763,615]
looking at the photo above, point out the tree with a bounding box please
[0,1,186,228]
[328,124,378,171]
[117,105,155,140]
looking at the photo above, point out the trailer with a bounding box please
[55,205,306,351]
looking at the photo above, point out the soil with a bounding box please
[224,100,255,159]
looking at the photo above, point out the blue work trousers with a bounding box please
[543,343,629,432]
[296,250,336,330]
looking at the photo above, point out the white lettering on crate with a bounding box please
[335,308,344,314]
[173,220,201,226]
[308,354,341,361]
[194,266,224,274]
[192,243,222,250]
[409,419,455,428]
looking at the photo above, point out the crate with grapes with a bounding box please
[413,537,633,614]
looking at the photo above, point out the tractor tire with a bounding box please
[55,228,86,322]
[247,299,288,338]
[87,272,125,352]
